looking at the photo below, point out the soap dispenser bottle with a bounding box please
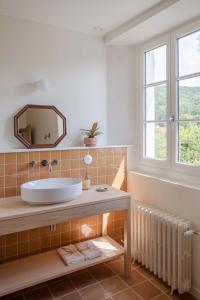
[82,172,90,190]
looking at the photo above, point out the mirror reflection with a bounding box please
[14,105,66,148]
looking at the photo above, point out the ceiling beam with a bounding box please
[104,0,180,43]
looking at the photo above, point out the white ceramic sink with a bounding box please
[21,178,82,204]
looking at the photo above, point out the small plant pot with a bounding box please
[84,137,97,147]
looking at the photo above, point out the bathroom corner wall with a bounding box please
[0,147,127,263]
[107,46,135,146]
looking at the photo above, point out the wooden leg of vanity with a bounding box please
[124,208,132,277]
[102,213,109,236]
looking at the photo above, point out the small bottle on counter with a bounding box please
[82,173,90,190]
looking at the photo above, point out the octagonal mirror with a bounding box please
[14,105,66,148]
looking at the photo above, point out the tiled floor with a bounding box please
[0,257,197,300]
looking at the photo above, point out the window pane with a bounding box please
[179,77,200,120]
[146,45,166,84]
[178,122,200,164]
[145,122,167,160]
[178,30,200,77]
[146,84,167,121]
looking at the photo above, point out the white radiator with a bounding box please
[133,201,192,294]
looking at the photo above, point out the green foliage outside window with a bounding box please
[154,85,200,164]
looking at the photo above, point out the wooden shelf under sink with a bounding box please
[0,236,124,297]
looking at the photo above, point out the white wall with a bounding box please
[128,171,200,298]
[0,15,107,149]
[107,46,135,145]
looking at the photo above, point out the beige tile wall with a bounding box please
[0,147,127,262]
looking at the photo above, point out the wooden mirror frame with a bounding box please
[14,105,67,148]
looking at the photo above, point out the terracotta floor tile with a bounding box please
[132,260,142,269]
[57,291,82,300]
[155,294,171,300]
[132,281,162,300]
[79,283,108,300]
[70,270,96,288]
[121,268,146,286]
[100,275,127,296]
[24,286,53,300]
[135,265,154,279]
[49,278,75,298]
[112,289,141,300]
[150,277,170,292]
[166,291,197,300]
[90,265,114,281]
[107,258,124,275]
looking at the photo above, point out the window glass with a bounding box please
[179,77,200,121]
[178,30,200,77]
[146,84,167,121]
[177,30,200,165]
[146,45,166,84]
[144,45,167,161]
[178,122,200,164]
[145,123,167,160]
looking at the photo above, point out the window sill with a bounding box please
[132,164,200,190]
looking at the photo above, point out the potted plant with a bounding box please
[81,122,102,147]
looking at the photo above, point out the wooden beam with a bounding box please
[104,0,180,43]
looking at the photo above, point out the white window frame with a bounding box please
[138,35,171,170]
[138,19,200,177]
[171,19,200,176]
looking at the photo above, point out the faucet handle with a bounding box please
[29,161,35,168]
[51,160,59,166]
[41,160,49,167]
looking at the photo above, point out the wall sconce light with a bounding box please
[36,79,50,91]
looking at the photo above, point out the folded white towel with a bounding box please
[81,248,102,260]
[75,240,102,260]
[57,244,85,266]
[76,240,95,251]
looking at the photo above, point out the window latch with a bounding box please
[169,115,175,122]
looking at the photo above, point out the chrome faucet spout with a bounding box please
[48,163,52,173]
[40,159,58,173]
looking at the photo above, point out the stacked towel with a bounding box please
[57,244,85,266]
[57,239,102,265]
[76,240,102,260]
[76,240,94,251]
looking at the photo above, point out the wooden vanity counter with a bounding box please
[0,185,130,235]
[0,185,132,297]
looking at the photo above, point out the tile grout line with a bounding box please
[67,272,87,300]
[132,264,171,291]
[106,260,168,300]
[151,292,171,300]
[46,283,56,300]
[83,265,114,299]
[87,262,145,300]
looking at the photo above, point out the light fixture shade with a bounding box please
[36,79,50,91]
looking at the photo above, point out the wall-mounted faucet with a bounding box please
[40,159,48,167]
[29,161,35,168]
[40,160,59,173]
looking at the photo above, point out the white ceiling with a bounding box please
[0,0,160,36]
[0,0,199,45]
[109,0,200,45]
